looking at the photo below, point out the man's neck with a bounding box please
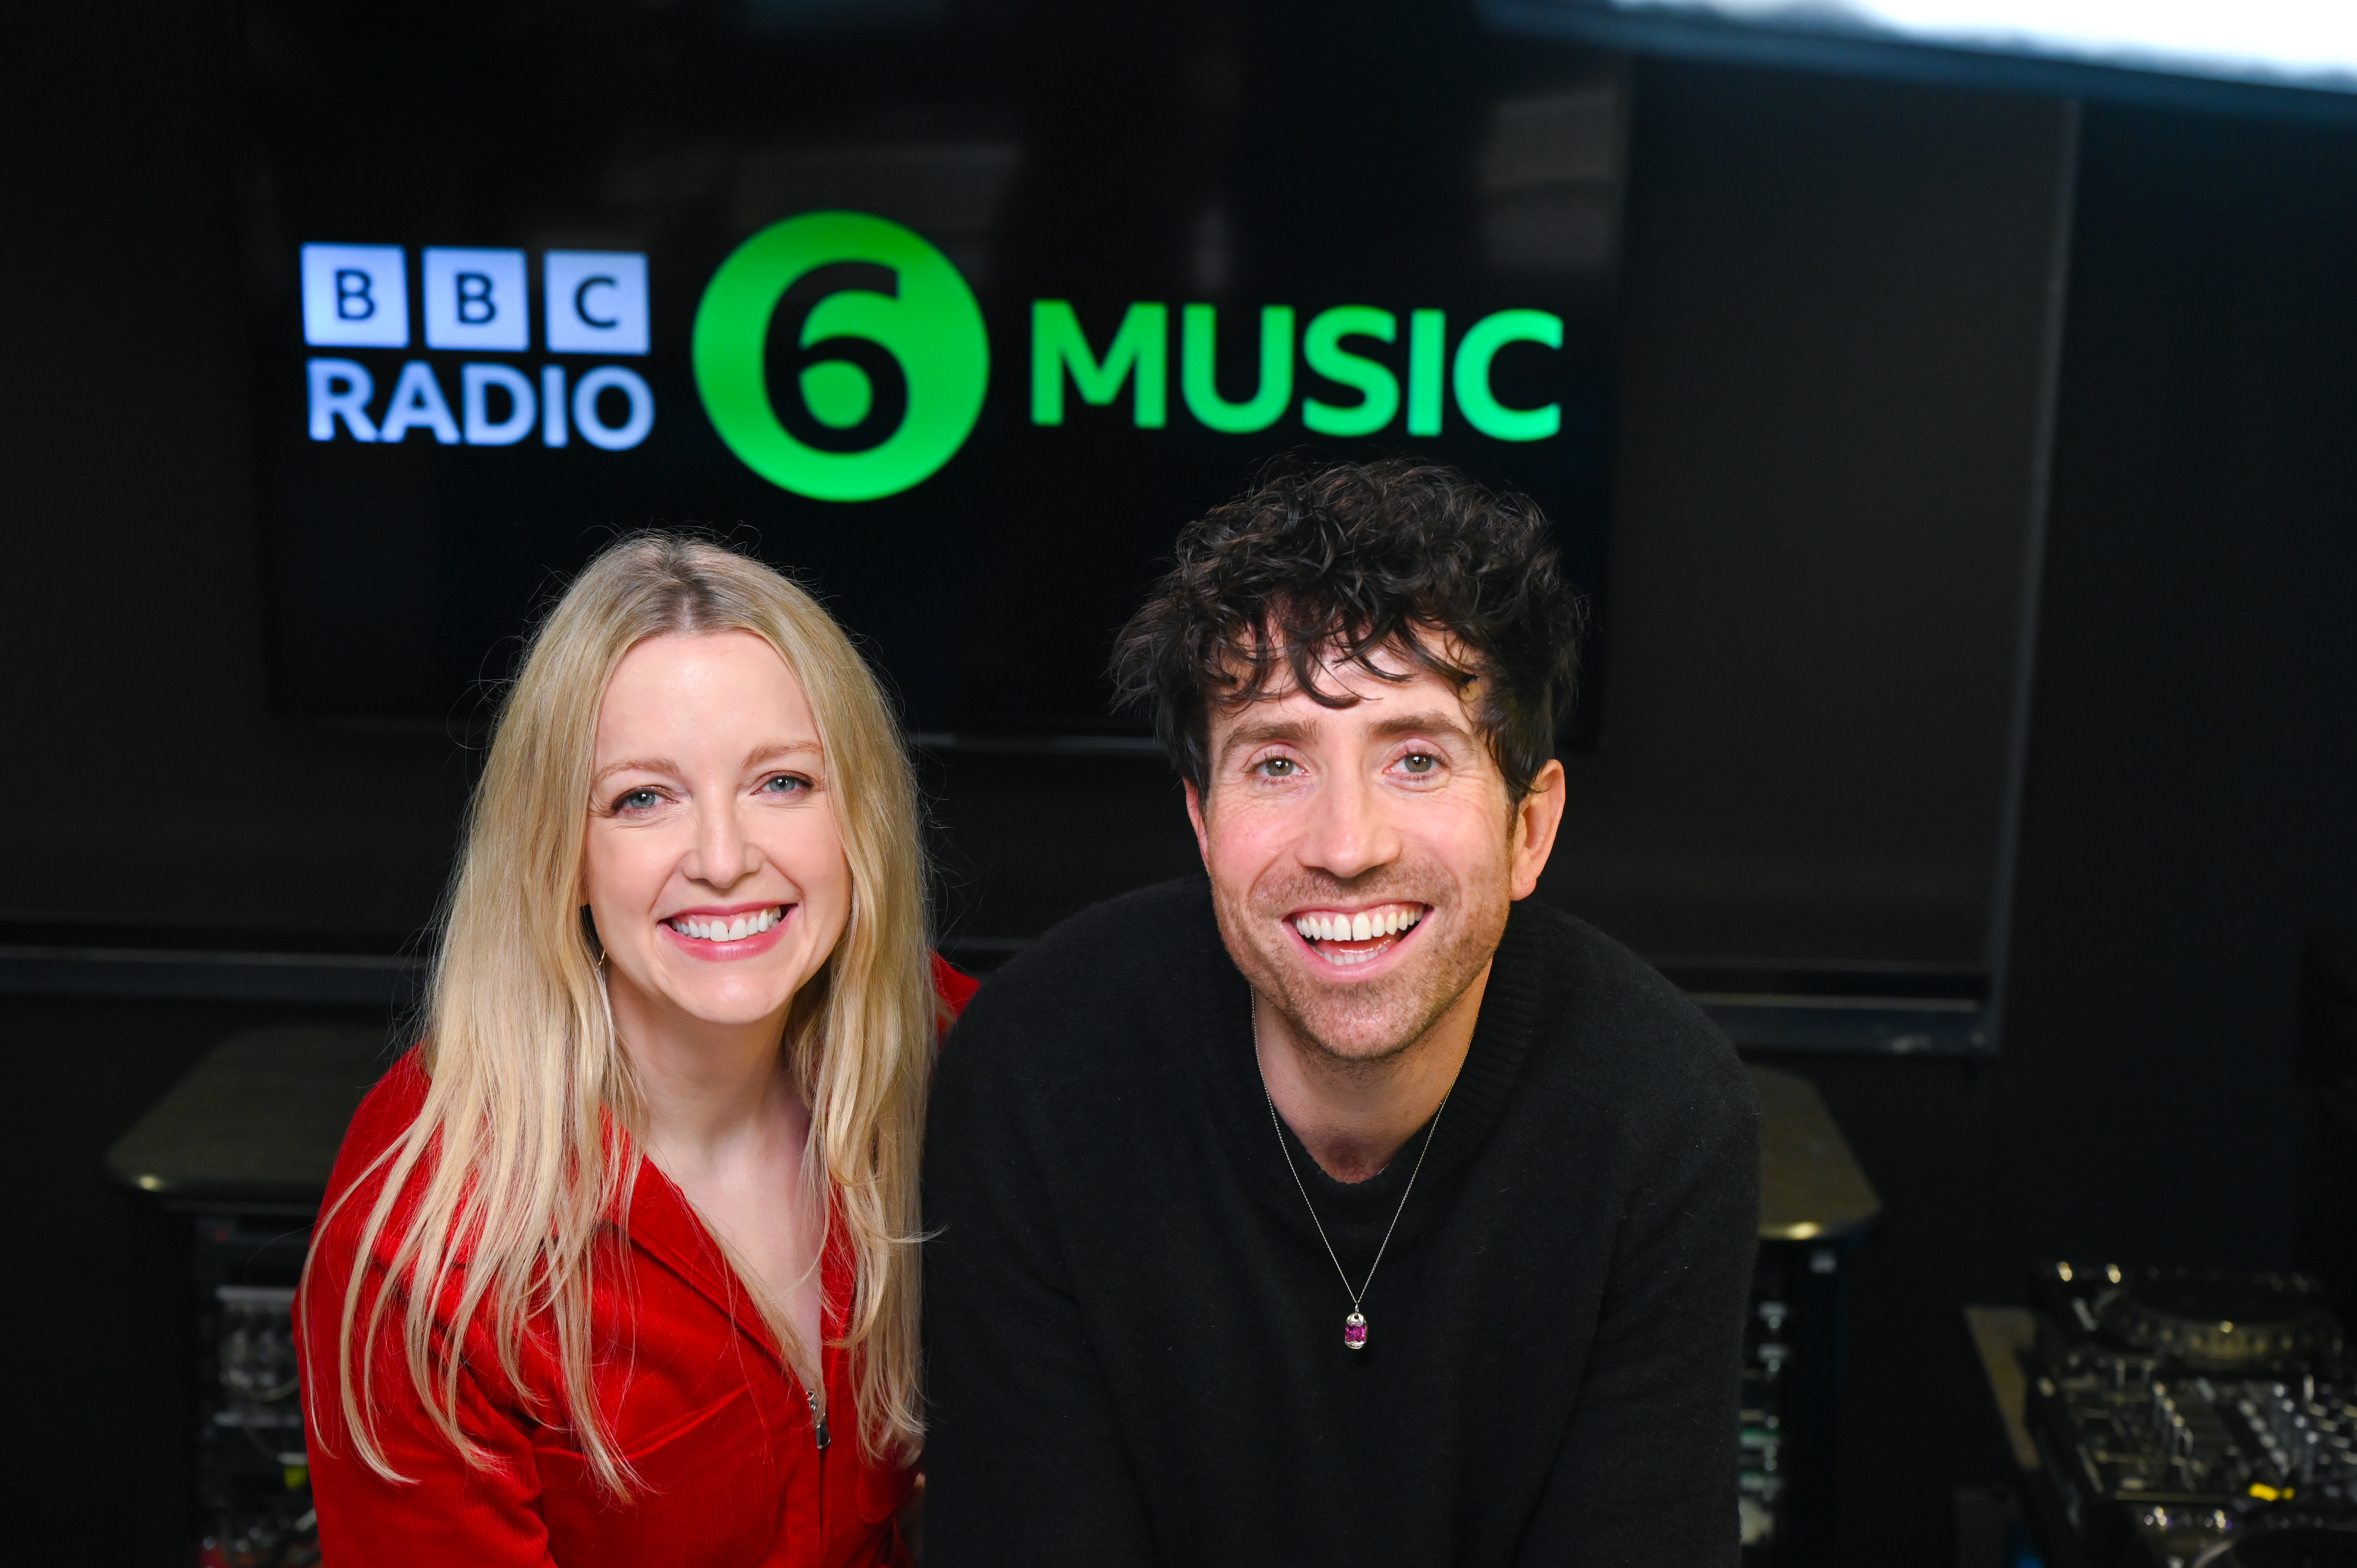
[1253,962,1492,1183]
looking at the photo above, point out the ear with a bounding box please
[1184,778,1212,871]
[1508,758,1566,901]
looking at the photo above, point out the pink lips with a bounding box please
[658,903,794,962]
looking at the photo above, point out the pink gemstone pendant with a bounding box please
[1343,1311,1369,1350]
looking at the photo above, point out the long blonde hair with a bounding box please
[313,534,934,1491]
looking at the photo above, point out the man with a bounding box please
[923,461,1760,1566]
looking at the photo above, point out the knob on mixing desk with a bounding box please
[2097,1272,2343,1372]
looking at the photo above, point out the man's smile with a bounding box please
[1286,901,1429,968]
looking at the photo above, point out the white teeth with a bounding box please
[671,907,781,943]
[1291,905,1426,953]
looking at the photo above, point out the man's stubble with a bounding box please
[1210,859,1510,1070]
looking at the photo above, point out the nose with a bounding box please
[685,793,759,890]
[1297,761,1401,883]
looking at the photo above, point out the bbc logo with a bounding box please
[299,244,650,354]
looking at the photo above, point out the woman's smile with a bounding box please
[659,902,794,959]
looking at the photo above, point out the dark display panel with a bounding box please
[239,0,1623,735]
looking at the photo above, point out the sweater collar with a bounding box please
[1195,887,1547,1233]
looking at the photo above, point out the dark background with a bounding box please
[228,0,2040,979]
[9,4,2357,1566]
[246,0,1617,738]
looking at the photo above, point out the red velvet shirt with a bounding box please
[297,957,979,1568]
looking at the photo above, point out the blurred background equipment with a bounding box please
[1745,1068,1882,1565]
[107,1028,390,1568]
[1967,1265,2357,1568]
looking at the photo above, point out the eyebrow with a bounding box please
[1216,709,1474,767]
[590,756,676,788]
[744,741,823,768]
[1217,718,1315,767]
[1365,711,1477,746]
[589,740,822,789]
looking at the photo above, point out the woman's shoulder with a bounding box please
[311,1047,433,1254]
[334,1046,431,1171]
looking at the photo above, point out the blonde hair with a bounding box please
[312,534,934,1492]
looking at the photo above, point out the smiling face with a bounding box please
[1187,639,1565,1066]
[582,630,852,1040]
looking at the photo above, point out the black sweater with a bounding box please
[922,878,1761,1568]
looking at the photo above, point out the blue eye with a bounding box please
[760,773,809,796]
[616,788,663,812]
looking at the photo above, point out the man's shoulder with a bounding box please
[1508,900,1757,1131]
[942,877,1226,1077]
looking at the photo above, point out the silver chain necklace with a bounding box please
[1256,1019,1452,1352]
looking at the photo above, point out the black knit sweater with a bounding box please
[922,878,1760,1568]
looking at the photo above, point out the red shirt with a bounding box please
[297,957,979,1568]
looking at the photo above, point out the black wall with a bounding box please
[1803,90,2357,1563]
[7,2,469,941]
[1562,62,2065,970]
[11,9,2357,1565]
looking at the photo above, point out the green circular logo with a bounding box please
[692,212,988,502]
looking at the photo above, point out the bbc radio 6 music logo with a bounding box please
[301,212,1572,501]
[691,209,1569,503]
[300,243,654,450]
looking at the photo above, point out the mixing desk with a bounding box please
[2026,1263,2357,1567]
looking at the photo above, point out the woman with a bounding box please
[296,535,973,1567]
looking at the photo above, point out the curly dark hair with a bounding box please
[1110,459,1589,801]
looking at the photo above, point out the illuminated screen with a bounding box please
[240,2,1624,738]
[1601,0,2357,93]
